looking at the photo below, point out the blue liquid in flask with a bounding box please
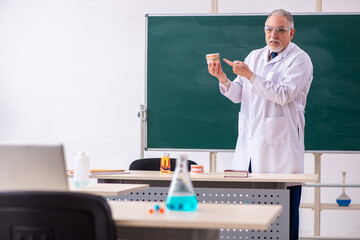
[166,155,198,211]
[166,195,198,211]
[336,199,351,207]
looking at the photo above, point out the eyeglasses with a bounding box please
[264,26,292,34]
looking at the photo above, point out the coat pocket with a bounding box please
[265,116,290,144]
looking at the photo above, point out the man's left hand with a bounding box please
[223,58,253,81]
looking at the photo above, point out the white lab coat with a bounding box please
[220,42,313,173]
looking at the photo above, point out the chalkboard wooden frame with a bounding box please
[145,13,360,152]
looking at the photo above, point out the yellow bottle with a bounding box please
[160,153,170,173]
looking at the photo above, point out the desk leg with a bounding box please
[209,152,217,173]
[116,226,219,240]
[313,153,322,236]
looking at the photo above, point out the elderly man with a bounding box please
[208,9,313,240]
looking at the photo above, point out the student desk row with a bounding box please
[70,182,283,240]
[95,171,318,240]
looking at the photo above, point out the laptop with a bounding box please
[0,144,69,191]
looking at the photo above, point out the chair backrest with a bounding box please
[129,158,197,171]
[0,191,116,240]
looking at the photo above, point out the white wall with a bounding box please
[0,0,359,237]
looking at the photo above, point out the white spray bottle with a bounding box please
[73,144,90,188]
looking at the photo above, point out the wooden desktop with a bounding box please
[109,201,282,240]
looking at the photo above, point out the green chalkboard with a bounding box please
[146,14,360,151]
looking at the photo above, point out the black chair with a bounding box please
[0,191,116,240]
[129,158,197,171]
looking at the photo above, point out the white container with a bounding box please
[206,53,220,64]
[191,165,204,174]
[73,150,90,188]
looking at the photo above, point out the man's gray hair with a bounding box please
[267,9,294,29]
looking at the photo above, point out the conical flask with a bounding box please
[166,155,198,211]
[336,171,351,207]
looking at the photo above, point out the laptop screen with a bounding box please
[0,144,69,191]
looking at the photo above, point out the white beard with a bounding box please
[268,39,283,53]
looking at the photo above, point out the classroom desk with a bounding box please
[94,171,317,185]
[109,201,283,240]
[97,171,318,240]
[69,183,149,196]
